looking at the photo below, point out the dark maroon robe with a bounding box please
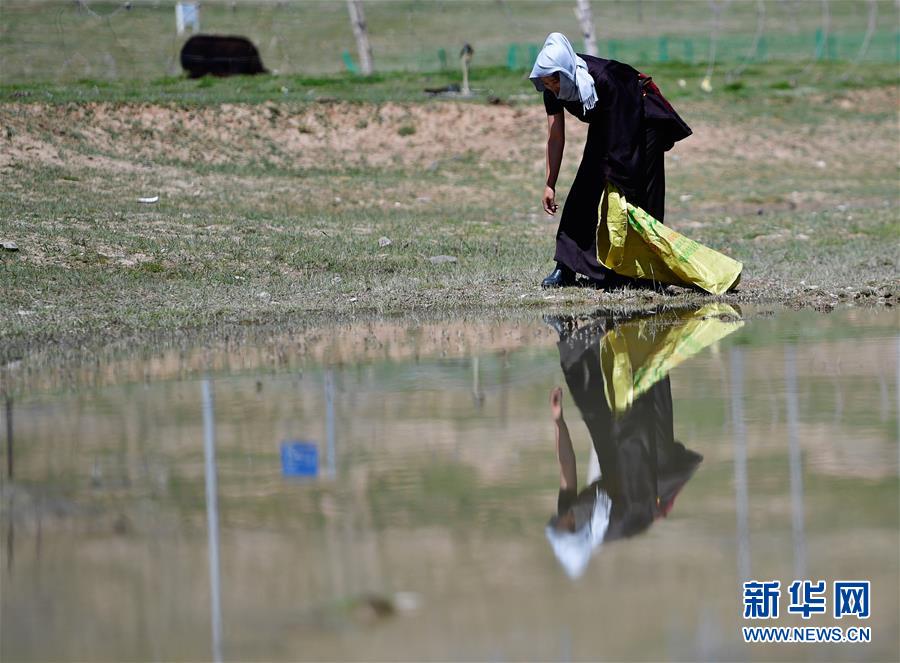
[554,314,703,540]
[544,56,692,283]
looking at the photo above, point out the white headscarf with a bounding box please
[529,32,598,111]
[545,487,612,579]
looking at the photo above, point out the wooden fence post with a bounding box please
[346,0,374,75]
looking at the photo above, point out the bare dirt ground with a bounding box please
[2,100,537,171]
[3,86,896,174]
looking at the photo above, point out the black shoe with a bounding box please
[541,264,577,288]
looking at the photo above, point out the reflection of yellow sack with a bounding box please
[597,184,742,295]
[600,304,744,413]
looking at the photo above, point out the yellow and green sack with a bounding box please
[597,184,742,295]
[600,303,744,414]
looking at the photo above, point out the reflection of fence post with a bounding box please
[202,379,223,663]
[325,370,336,478]
[472,357,484,408]
[560,624,573,662]
[785,347,806,580]
[4,396,12,573]
[730,348,751,581]
[4,396,11,480]
[499,353,510,425]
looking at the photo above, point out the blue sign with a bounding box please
[280,441,318,478]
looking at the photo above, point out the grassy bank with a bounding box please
[3,61,898,105]
[1,65,898,363]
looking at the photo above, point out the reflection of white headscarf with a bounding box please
[529,32,598,111]
[545,487,612,579]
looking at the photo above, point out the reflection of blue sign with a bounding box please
[281,441,318,478]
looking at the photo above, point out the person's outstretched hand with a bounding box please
[550,386,564,422]
[542,186,558,215]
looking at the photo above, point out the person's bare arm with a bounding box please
[543,112,565,215]
[550,387,577,491]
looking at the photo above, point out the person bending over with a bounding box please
[530,32,692,288]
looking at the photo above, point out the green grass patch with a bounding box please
[2,61,896,107]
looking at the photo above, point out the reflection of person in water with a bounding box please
[546,316,703,578]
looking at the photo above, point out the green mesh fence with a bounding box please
[502,30,898,71]
[1,0,897,83]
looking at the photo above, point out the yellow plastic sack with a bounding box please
[600,304,744,413]
[597,184,742,295]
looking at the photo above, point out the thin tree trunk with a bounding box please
[841,0,878,80]
[703,0,731,90]
[346,0,373,75]
[816,0,832,61]
[854,0,878,62]
[728,0,766,81]
[779,0,800,35]
[799,0,831,78]
[574,0,598,56]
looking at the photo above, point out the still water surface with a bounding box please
[2,306,898,662]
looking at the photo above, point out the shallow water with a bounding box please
[2,306,898,662]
